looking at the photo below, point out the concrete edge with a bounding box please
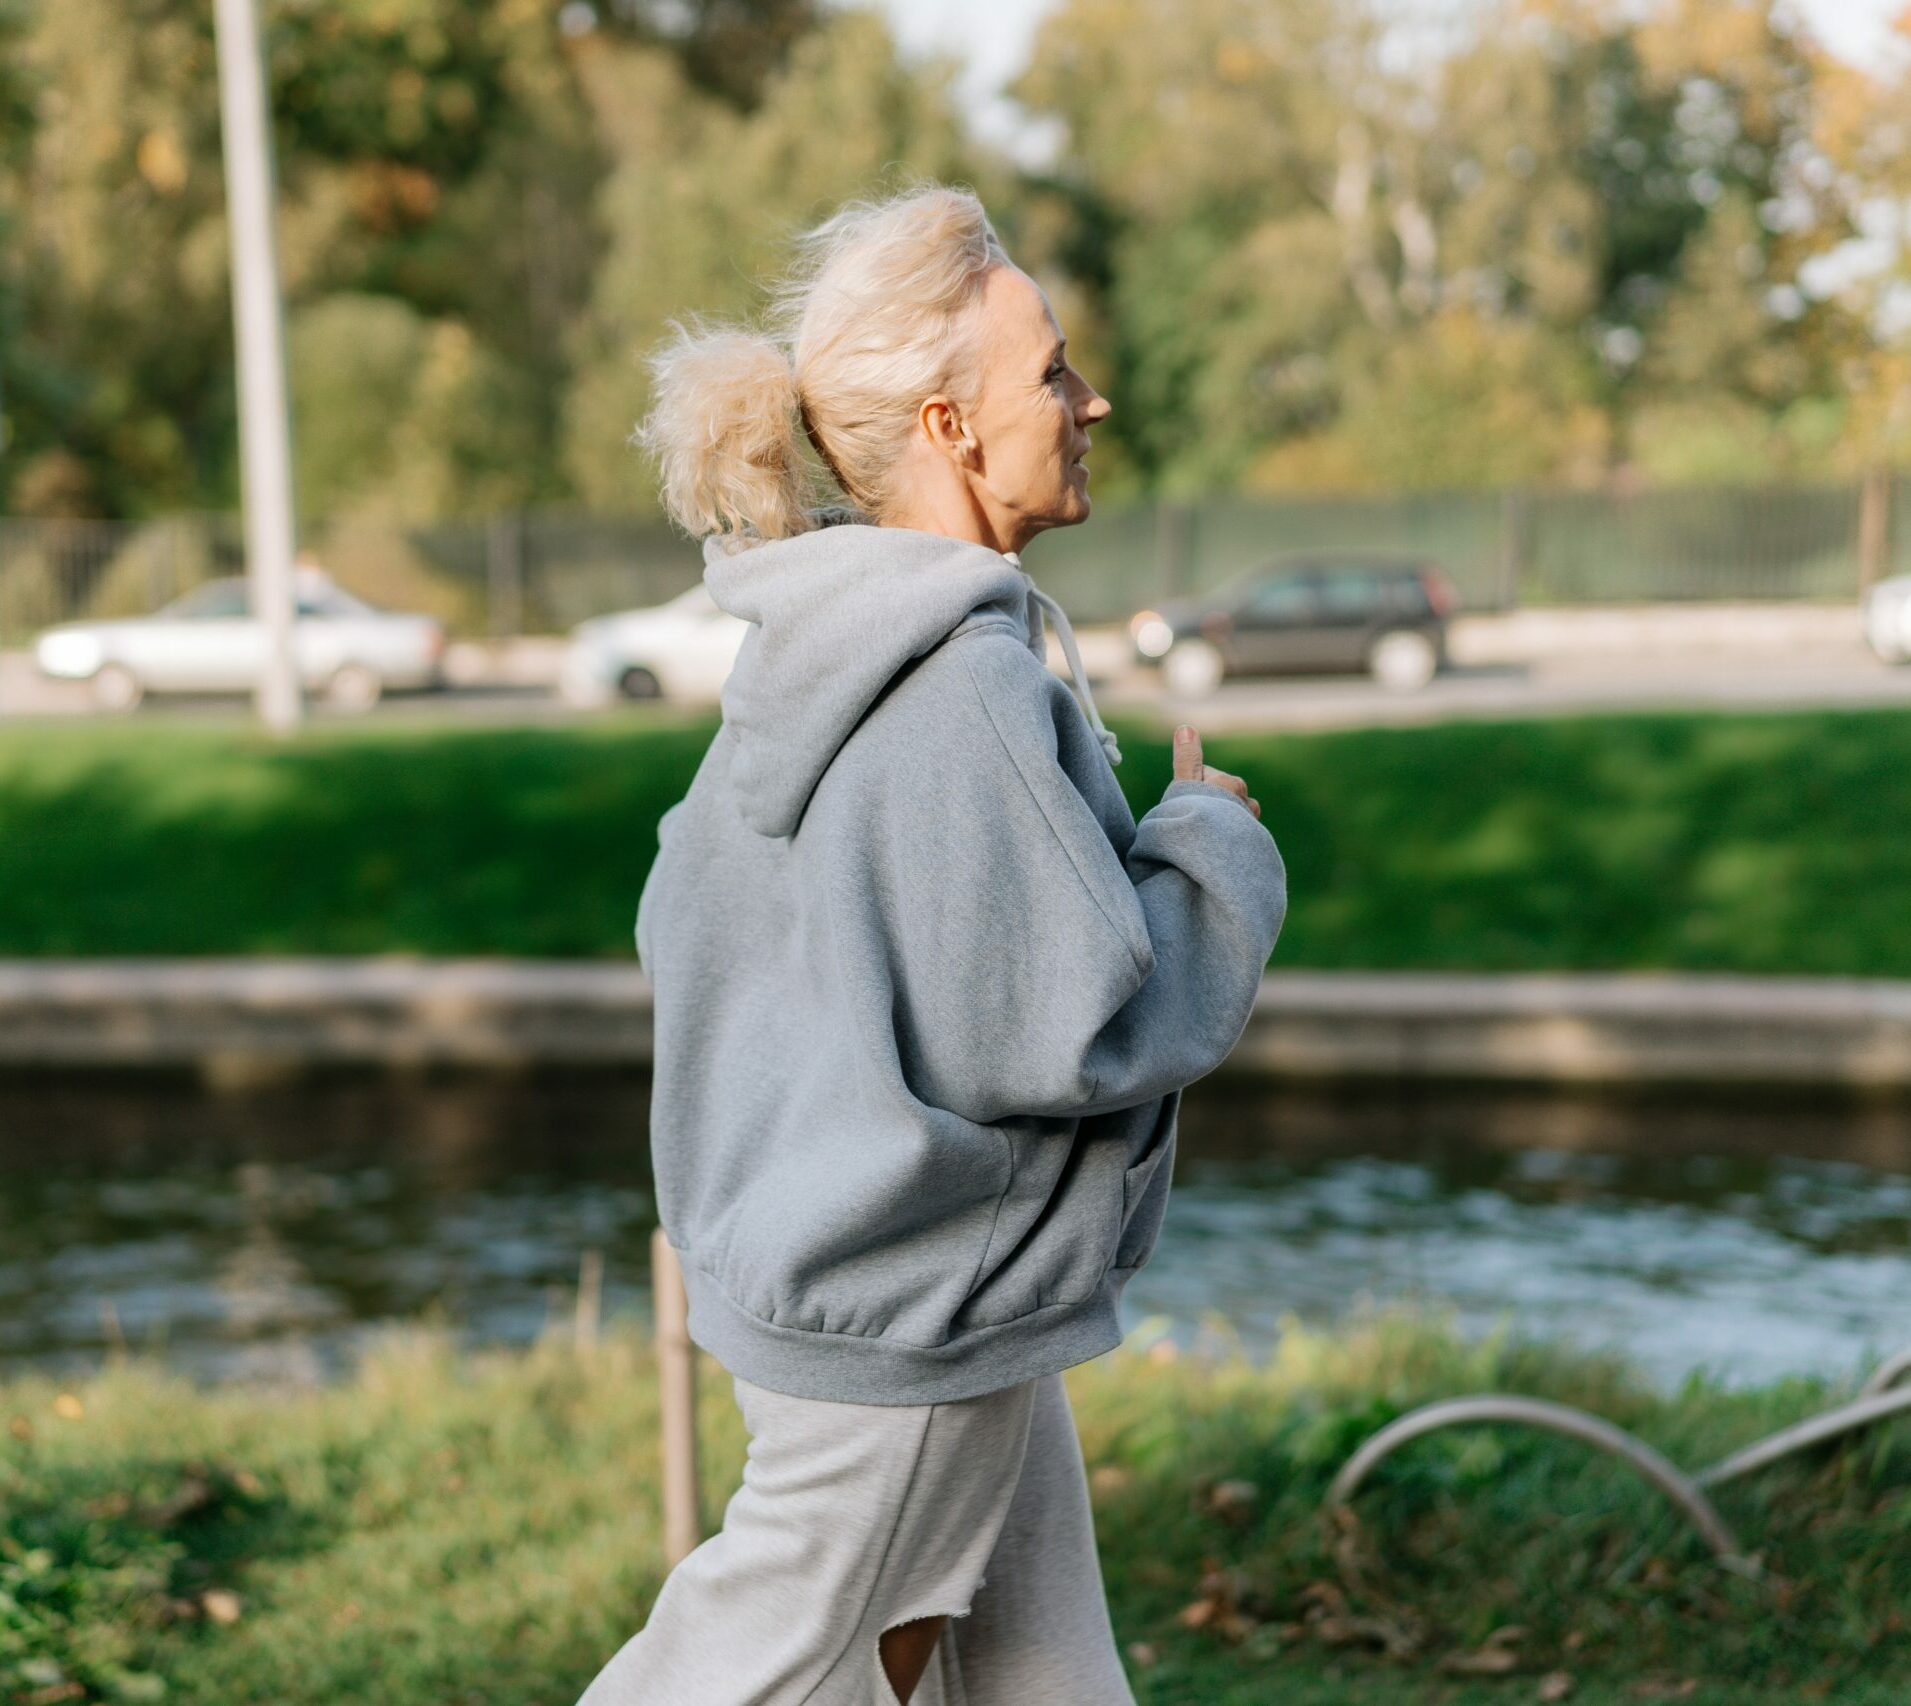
[5,960,1911,1091]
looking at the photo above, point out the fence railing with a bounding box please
[1,474,1900,644]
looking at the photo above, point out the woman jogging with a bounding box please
[574,181,1287,1706]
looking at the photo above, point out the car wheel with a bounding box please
[1368,628,1439,692]
[618,665,663,700]
[1162,638,1225,698]
[1864,607,1909,664]
[323,663,383,712]
[90,663,144,712]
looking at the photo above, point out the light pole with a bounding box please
[212,0,302,733]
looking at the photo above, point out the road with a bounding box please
[1099,650,1911,733]
[4,604,1907,731]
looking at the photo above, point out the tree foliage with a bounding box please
[0,0,1900,519]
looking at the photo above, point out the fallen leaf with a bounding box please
[1203,1478,1259,1522]
[1441,1627,1527,1677]
[1176,1598,1217,1630]
[200,1588,243,1625]
[140,1475,216,1528]
[52,1392,83,1420]
[1124,1642,1159,1669]
[1539,1672,1575,1701]
[1315,1615,1420,1660]
[1441,1646,1519,1676]
[1298,1579,1349,1618]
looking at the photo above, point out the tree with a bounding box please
[559,10,986,511]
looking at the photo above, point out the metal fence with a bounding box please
[1,474,1901,643]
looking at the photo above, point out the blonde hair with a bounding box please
[634,184,1011,543]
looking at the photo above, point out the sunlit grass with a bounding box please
[3,705,1911,971]
[4,1306,1909,1703]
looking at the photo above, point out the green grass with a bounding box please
[4,1308,1909,1704]
[3,705,1911,972]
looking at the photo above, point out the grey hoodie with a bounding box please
[635,517,1287,1404]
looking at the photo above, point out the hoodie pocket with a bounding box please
[1114,1139,1173,1270]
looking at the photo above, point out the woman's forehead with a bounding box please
[982,265,1062,355]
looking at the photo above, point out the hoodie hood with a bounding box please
[703,519,1115,840]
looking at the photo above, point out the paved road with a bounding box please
[5,630,1908,732]
[1101,650,1911,733]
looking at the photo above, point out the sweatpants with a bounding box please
[573,1366,1139,1706]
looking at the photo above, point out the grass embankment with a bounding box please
[3,1311,1908,1705]
[3,707,1910,972]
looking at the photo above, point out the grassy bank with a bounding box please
[4,706,1911,972]
[3,1310,1908,1704]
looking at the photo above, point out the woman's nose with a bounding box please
[1082,391,1111,423]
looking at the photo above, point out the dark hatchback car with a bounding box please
[1128,553,1458,695]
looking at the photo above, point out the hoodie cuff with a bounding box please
[1162,776,1259,816]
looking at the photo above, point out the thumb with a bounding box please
[1172,723,1204,782]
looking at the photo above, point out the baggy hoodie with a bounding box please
[635,515,1288,1405]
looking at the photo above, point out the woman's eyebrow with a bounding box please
[1044,339,1067,367]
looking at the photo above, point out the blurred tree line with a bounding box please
[0,0,1906,524]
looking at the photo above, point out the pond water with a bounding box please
[4,1072,1910,1394]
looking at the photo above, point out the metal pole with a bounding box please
[213,0,303,733]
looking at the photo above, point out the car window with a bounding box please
[665,583,718,615]
[1315,572,1385,617]
[1243,576,1320,619]
[165,580,250,620]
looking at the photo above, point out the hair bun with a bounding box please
[635,323,811,542]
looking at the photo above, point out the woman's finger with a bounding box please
[1172,723,1204,782]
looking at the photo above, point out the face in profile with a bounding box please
[958,265,1112,543]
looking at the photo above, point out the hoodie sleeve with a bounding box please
[822,629,1287,1126]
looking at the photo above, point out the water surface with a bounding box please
[4,1072,1909,1392]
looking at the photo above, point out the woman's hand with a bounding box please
[1172,724,1260,819]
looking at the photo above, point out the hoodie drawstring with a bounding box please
[1027,583,1123,767]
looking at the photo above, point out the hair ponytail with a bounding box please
[633,182,1008,545]
[634,321,815,544]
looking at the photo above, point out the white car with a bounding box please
[1864,573,1911,664]
[558,582,747,707]
[34,569,446,712]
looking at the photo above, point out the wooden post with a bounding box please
[651,1228,701,1566]
[1858,467,1892,597]
[574,1247,602,1356]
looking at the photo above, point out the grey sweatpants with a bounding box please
[574,1367,1138,1705]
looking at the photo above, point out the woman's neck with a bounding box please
[879,473,1032,557]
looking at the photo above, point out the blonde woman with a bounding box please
[575,183,1287,1706]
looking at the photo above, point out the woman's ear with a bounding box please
[919,395,974,468]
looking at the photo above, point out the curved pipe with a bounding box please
[1324,1394,1752,1572]
[1696,1383,1911,1488]
[1860,1347,1911,1399]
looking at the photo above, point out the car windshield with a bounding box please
[162,577,380,620]
[1216,557,1420,603]
[664,583,718,616]
[296,585,377,617]
[163,580,250,619]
